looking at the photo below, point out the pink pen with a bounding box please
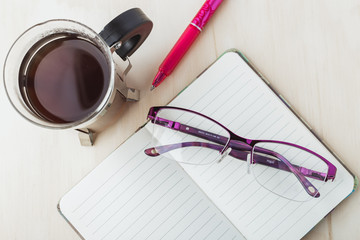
[151,0,224,90]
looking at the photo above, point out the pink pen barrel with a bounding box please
[151,0,224,89]
[192,0,223,29]
[160,25,200,76]
[154,25,201,88]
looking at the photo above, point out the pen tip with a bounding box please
[151,71,167,90]
[150,85,155,91]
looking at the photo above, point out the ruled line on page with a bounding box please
[127,185,194,240]
[93,170,178,235]
[230,138,304,213]
[240,189,273,223]
[157,71,249,151]
[240,146,314,227]
[170,206,210,240]
[235,145,314,221]
[235,140,308,205]
[202,221,223,240]
[193,86,261,174]
[188,213,216,240]
[88,163,171,229]
[197,73,250,119]
[219,129,298,206]
[175,71,250,128]
[179,65,242,113]
[255,179,344,240]
[200,106,284,179]
[155,71,255,173]
[59,51,353,240]
[230,97,270,131]
[196,89,263,176]
[83,159,165,226]
[196,72,247,113]
[99,177,185,240]
[217,166,247,197]
[203,102,276,186]
[144,197,202,240]
[215,113,287,196]
[176,52,354,240]
[232,140,327,233]
[197,101,286,201]
[212,163,244,191]
[217,228,230,240]
[79,150,153,220]
[276,179,344,240]
[71,142,150,213]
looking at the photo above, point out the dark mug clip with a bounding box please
[99,8,153,61]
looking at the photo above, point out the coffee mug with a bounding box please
[3,8,152,146]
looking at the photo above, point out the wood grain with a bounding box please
[1,0,359,239]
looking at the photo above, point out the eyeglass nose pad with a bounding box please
[247,154,251,174]
[217,148,232,163]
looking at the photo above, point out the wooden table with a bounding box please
[1,0,359,239]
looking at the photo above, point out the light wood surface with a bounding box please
[1,0,359,239]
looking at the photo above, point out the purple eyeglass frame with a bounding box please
[144,106,337,198]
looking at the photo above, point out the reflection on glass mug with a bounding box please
[3,8,153,146]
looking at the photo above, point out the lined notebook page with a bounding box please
[59,127,245,240]
[155,51,354,240]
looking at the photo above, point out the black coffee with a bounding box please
[21,35,110,123]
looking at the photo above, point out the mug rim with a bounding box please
[3,19,116,130]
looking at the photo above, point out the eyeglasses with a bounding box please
[144,106,337,201]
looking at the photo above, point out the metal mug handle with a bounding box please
[77,8,153,146]
[101,8,152,101]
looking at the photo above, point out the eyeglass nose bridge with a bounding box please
[217,137,254,164]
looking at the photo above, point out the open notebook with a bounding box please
[59,50,357,240]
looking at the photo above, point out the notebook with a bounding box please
[58,50,357,240]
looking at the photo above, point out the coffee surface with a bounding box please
[23,36,110,123]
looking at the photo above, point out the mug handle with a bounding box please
[99,8,153,60]
[100,8,152,101]
[77,8,152,146]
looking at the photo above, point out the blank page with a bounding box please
[59,127,245,240]
[160,51,354,240]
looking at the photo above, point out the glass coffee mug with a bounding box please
[3,8,152,146]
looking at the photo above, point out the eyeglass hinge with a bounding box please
[173,122,181,130]
[326,174,336,182]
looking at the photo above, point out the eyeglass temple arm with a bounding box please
[144,142,325,181]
